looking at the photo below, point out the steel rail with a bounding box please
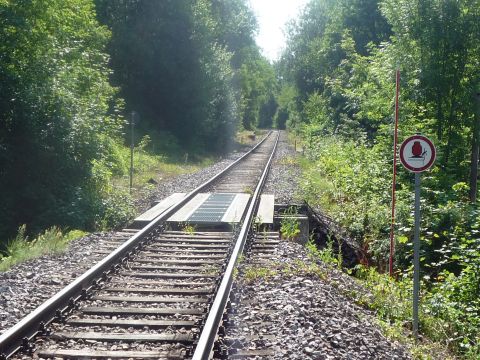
[0,132,273,359]
[192,131,279,360]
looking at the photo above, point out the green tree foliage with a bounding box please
[274,84,300,130]
[238,52,278,130]
[382,0,480,169]
[95,0,231,152]
[210,0,278,130]
[210,0,258,67]
[0,0,279,246]
[95,0,277,147]
[280,0,480,354]
[0,0,126,241]
[282,0,391,104]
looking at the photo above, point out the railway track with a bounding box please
[0,131,280,360]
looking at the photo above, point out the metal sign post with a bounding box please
[399,134,436,341]
[413,172,421,338]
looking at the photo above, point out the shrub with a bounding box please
[299,133,480,357]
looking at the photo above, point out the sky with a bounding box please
[248,0,309,62]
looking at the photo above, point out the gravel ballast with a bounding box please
[1,131,411,359]
[226,240,411,359]
[0,140,255,335]
[221,133,411,359]
[263,131,302,204]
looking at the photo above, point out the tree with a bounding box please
[0,0,122,240]
[238,52,278,129]
[470,88,480,202]
[210,0,258,68]
[282,0,390,104]
[95,0,273,150]
[382,0,480,171]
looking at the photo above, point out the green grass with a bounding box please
[0,134,221,272]
[280,258,327,279]
[305,239,461,359]
[243,258,326,284]
[180,223,196,235]
[1,129,258,272]
[278,155,298,166]
[306,236,341,268]
[244,266,278,283]
[304,223,472,359]
[235,130,258,145]
[279,216,300,240]
[279,207,301,240]
[0,225,87,272]
[112,143,214,193]
[298,135,479,359]
[349,265,462,359]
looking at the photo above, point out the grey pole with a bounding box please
[413,172,421,340]
[130,111,135,194]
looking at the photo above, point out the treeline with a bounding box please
[281,0,479,179]
[278,0,479,355]
[0,0,277,243]
[95,0,276,152]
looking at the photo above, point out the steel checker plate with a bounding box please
[187,194,236,223]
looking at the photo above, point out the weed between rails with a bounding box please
[181,222,196,235]
[278,155,298,166]
[244,266,278,282]
[306,235,343,269]
[242,259,327,284]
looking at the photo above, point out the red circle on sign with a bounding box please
[399,135,436,172]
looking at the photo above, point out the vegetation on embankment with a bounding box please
[0,0,279,251]
[0,128,265,271]
[0,226,87,272]
[298,139,479,358]
[0,137,210,272]
[276,0,480,358]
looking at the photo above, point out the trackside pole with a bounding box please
[130,111,135,194]
[389,69,400,276]
[413,172,421,339]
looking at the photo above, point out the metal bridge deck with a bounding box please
[167,193,250,224]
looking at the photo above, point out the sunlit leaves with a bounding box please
[283,0,480,352]
[0,0,123,238]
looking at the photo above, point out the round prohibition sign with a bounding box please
[399,135,436,172]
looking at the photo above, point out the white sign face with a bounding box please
[399,135,436,172]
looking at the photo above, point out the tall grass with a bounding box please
[0,225,87,272]
[110,135,215,192]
